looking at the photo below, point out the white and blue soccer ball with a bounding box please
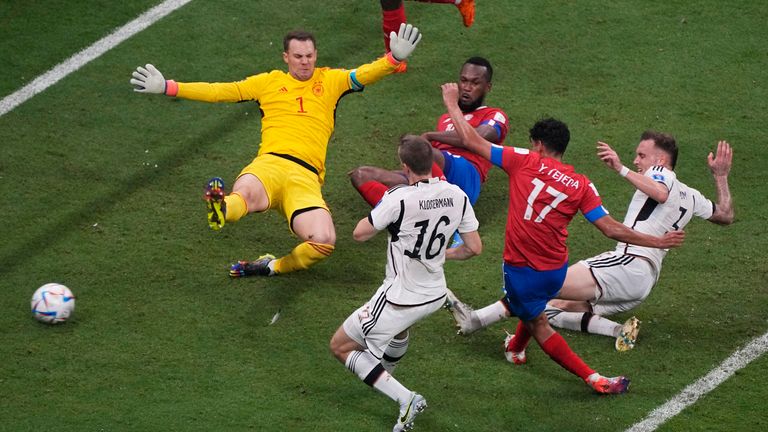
[31,283,76,324]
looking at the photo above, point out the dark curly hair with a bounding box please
[529,118,570,155]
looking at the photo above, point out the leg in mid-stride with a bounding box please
[207,156,337,278]
[444,257,646,352]
[330,288,440,431]
[229,206,337,278]
[500,262,630,395]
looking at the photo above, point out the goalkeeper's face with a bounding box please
[284,39,317,82]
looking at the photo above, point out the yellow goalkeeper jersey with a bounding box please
[173,55,399,182]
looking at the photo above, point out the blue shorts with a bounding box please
[502,262,568,322]
[441,151,481,205]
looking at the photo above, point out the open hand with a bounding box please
[596,141,624,172]
[389,23,422,61]
[707,140,732,177]
[130,64,166,94]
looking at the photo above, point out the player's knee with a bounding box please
[233,176,268,211]
[529,313,551,330]
[308,231,336,246]
[329,337,345,361]
[548,299,566,309]
[348,166,375,189]
[329,339,341,358]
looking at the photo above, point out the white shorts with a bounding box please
[581,251,658,316]
[342,283,445,359]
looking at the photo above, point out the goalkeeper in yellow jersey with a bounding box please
[130,23,423,277]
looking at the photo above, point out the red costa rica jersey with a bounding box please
[432,106,508,182]
[491,145,609,270]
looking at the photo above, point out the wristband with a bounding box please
[385,52,401,65]
[619,166,630,177]
[165,80,179,97]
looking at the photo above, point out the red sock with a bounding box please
[382,5,406,52]
[431,162,445,180]
[540,332,595,380]
[508,321,531,352]
[357,181,388,207]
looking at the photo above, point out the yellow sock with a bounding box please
[273,241,335,274]
[224,192,248,223]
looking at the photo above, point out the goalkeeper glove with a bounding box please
[389,23,422,62]
[130,64,167,94]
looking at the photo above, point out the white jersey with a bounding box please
[616,166,715,272]
[369,177,479,306]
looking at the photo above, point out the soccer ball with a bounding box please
[31,283,76,324]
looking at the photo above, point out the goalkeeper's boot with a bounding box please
[503,331,527,365]
[205,177,227,231]
[615,316,641,352]
[393,392,427,432]
[586,373,630,395]
[229,254,276,278]
[444,288,481,335]
[456,0,475,27]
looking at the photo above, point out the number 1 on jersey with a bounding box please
[296,96,307,113]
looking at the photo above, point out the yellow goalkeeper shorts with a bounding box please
[237,153,330,231]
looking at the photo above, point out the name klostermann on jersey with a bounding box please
[538,163,580,188]
[419,197,455,210]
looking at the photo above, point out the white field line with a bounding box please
[0,0,193,117]
[626,331,768,432]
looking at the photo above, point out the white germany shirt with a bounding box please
[617,165,715,272]
[369,177,479,306]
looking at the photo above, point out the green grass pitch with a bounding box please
[1,1,766,430]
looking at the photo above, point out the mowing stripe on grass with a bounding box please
[0,0,193,118]
[626,331,768,432]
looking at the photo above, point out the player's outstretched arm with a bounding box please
[441,83,492,160]
[446,231,482,260]
[597,141,669,203]
[592,215,685,249]
[130,64,167,94]
[707,140,734,225]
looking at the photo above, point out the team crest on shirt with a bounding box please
[312,81,324,96]
[464,114,474,121]
[652,173,665,182]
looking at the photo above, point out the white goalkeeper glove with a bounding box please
[130,64,166,94]
[389,23,422,62]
